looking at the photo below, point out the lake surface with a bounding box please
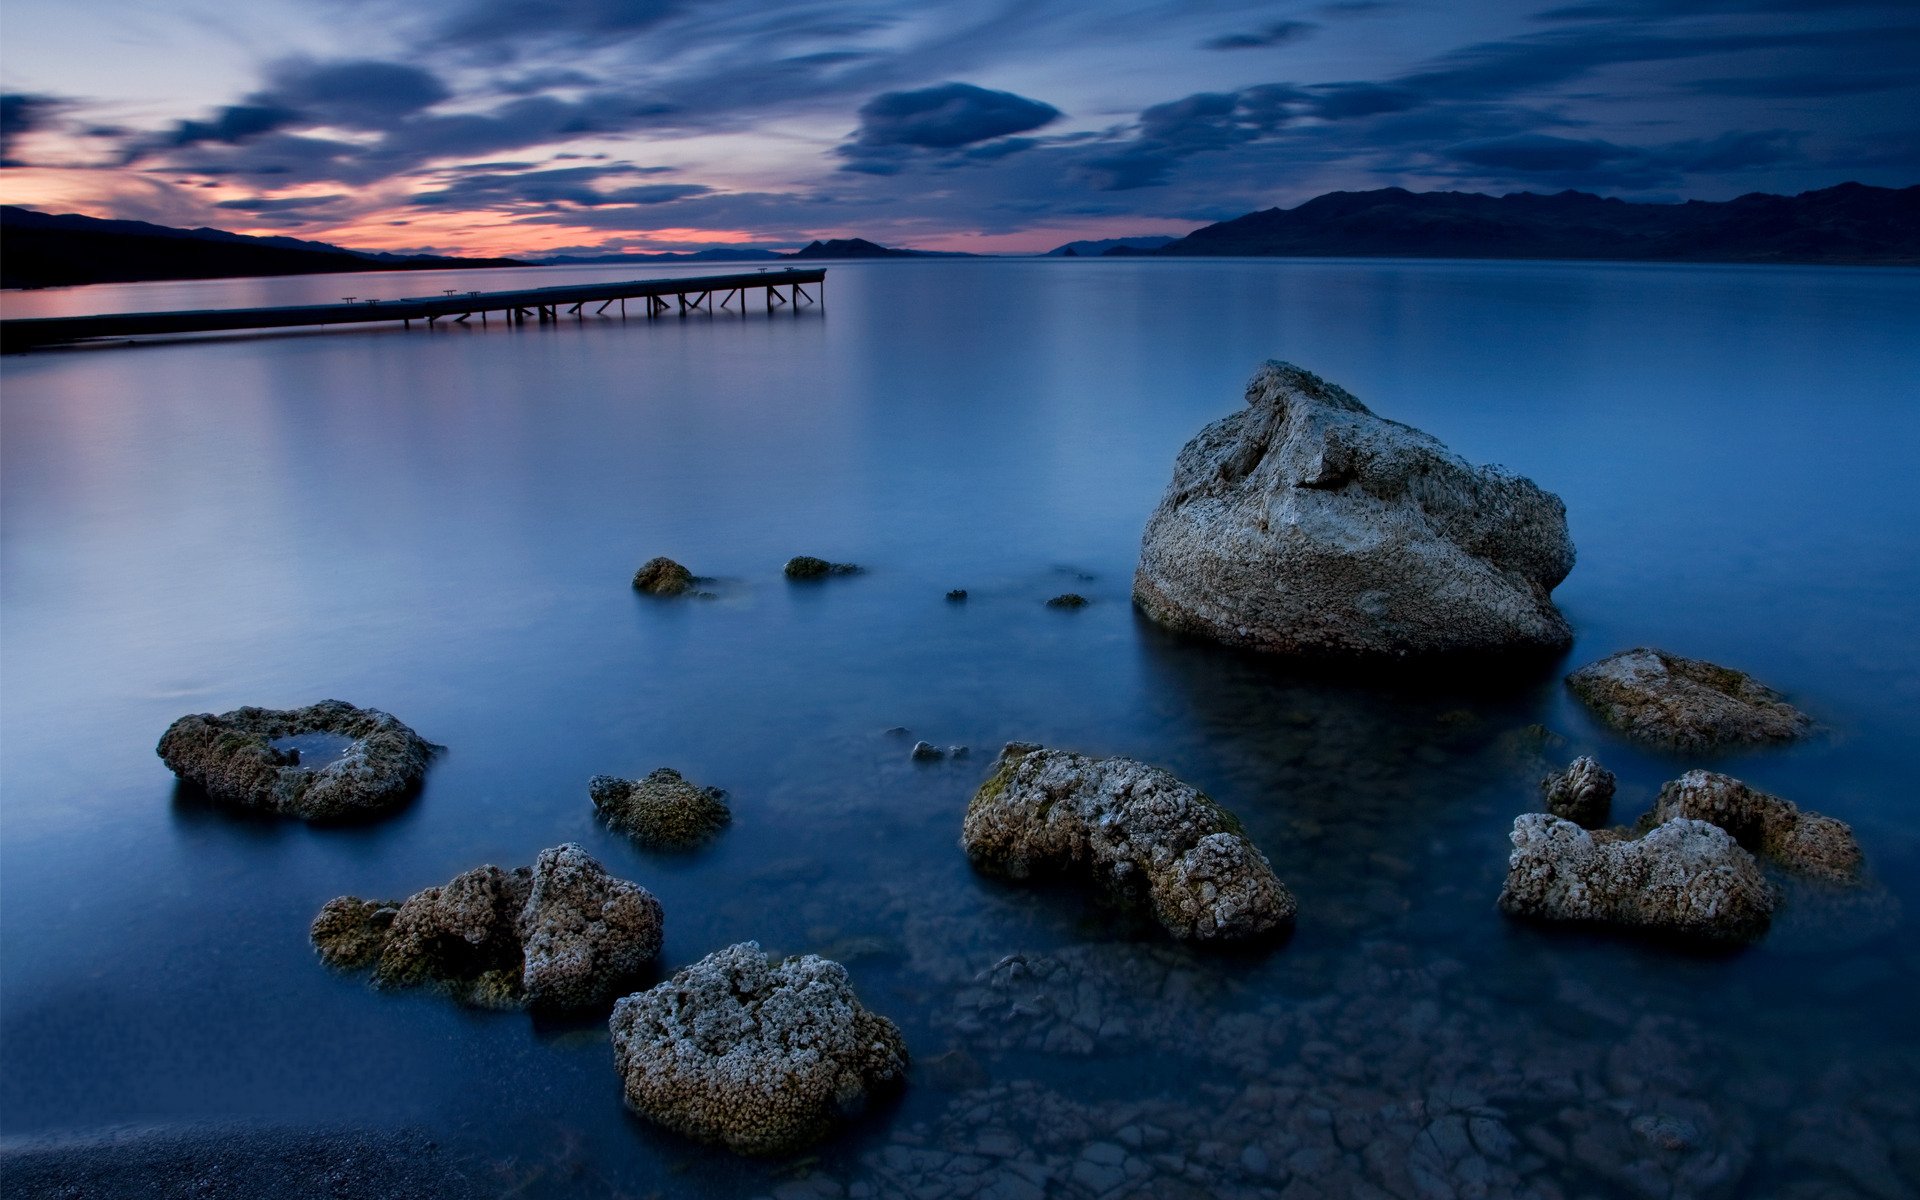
[3,258,1918,1199]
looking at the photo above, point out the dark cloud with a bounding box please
[1685,73,1918,99]
[849,83,1061,150]
[1441,128,1798,188]
[1446,132,1626,172]
[1306,82,1424,119]
[407,164,709,207]
[438,0,680,50]
[1535,0,1913,20]
[1075,85,1303,190]
[2,92,66,166]
[259,59,450,127]
[1203,20,1317,50]
[213,194,347,211]
[167,104,299,148]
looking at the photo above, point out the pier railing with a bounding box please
[0,268,826,351]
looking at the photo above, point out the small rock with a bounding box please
[1045,594,1089,608]
[1541,756,1615,828]
[785,556,861,580]
[631,556,696,596]
[912,741,945,762]
[589,769,731,848]
[946,589,969,602]
[1566,647,1812,750]
[949,746,970,760]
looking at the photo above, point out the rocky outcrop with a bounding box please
[1046,594,1089,609]
[311,844,662,1010]
[1638,771,1861,883]
[784,556,861,579]
[632,557,696,596]
[590,769,731,848]
[1498,814,1773,943]
[609,942,908,1156]
[1565,648,1813,750]
[1133,362,1574,659]
[1541,756,1615,828]
[156,700,436,820]
[961,744,1295,941]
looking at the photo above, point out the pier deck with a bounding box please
[0,268,825,351]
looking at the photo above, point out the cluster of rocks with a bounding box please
[962,743,1296,942]
[156,700,438,821]
[311,843,663,1010]
[590,768,731,848]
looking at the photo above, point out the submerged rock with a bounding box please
[1566,648,1812,750]
[946,589,968,602]
[1046,593,1089,609]
[311,843,662,1010]
[961,743,1296,941]
[609,942,908,1156]
[1541,756,1615,828]
[156,700,436,821]
[1498,814,1773,943]
[911,741,944,762]
[784,555,861,579]
[590,769,731,848]
[1133,361,1574,659]
[1638,770,1861,883]
[632,556,696,596]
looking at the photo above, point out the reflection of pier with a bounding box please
[0,268,826,351]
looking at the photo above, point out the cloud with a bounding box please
[438,0,681,51]
[1446,132,1626,172]
[213,194,348,212]
[1440,128,1799,188]
[259,59,451,128]
[1203,20,1317,50]
[1075,84,1303,190]
[406,164,710,207]
[848,82,1061,150]
[1306,82,1424,119]
[2,92,67,166]
[167,104,300,148]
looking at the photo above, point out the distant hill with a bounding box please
[1047,236,1176,257]
[1151,183,1920,265]
[0,207,525,289]
[536,247,786,265]
[787,237,967,259]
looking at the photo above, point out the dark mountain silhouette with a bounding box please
[1046,235,1175,256]
[535,247,786,265]
[787,237,954,259]
[1151,184,1920,265]
[1,206,525,288]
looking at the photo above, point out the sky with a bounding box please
[0,0,1915,256]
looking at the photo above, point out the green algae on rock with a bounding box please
[311,843,663,1011]
[589,769,731,848]
[610,942,908,1156]
[1566,647,1813,750]
[1498,814,1774,943]
[631,556,697,596]
[961,743,1296,941]
[156,700,437,821]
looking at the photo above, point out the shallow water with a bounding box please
[3,258,1918,1198]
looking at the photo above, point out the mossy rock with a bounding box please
[632,557,696,596]
[591,769,732,848]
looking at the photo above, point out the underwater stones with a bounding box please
[1541,756,1615,828]
[1046,593,1089,608]
[1639,770,1861,883]
[310,843,662,1010]
[961,743,1296,941]
[631,556,696,596]
[1498,814,1773,943]
[1566,648,1813,750]
[589,769,731,848]
[156,700,436,821]
[1133,361,1575,659]
[609,941,908,1156]
[784,555,861,579]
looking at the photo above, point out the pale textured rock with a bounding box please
[311,843,662,1010]
[1638,770,1861,883]
[1541,756,1615,828]
[590,769,731,848]
[1499,814,1773,943]
[156,700,436,820]
[1566,648,1812,750]
[1133,362,1574,659]
[610,942,907,1156]
[961,743,1295,940]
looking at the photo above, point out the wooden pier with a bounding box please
[0,267,825,352]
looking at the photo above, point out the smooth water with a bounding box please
[3,258,1918,1199]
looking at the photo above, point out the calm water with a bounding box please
[3,259,1918,1198]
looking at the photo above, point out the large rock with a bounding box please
[961,743,1295,941]
[1541,756,1615,828]
[156,700,436,820]
[590,769,731,848]
[1637,770,1861,883]
[609,942,908,1156]
[311,843,662,1010]
[1498,814,1773,943]
[1133,362,1574,659]
[1566,648,1813,750]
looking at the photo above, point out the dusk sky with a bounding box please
[1,0,1915,256]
